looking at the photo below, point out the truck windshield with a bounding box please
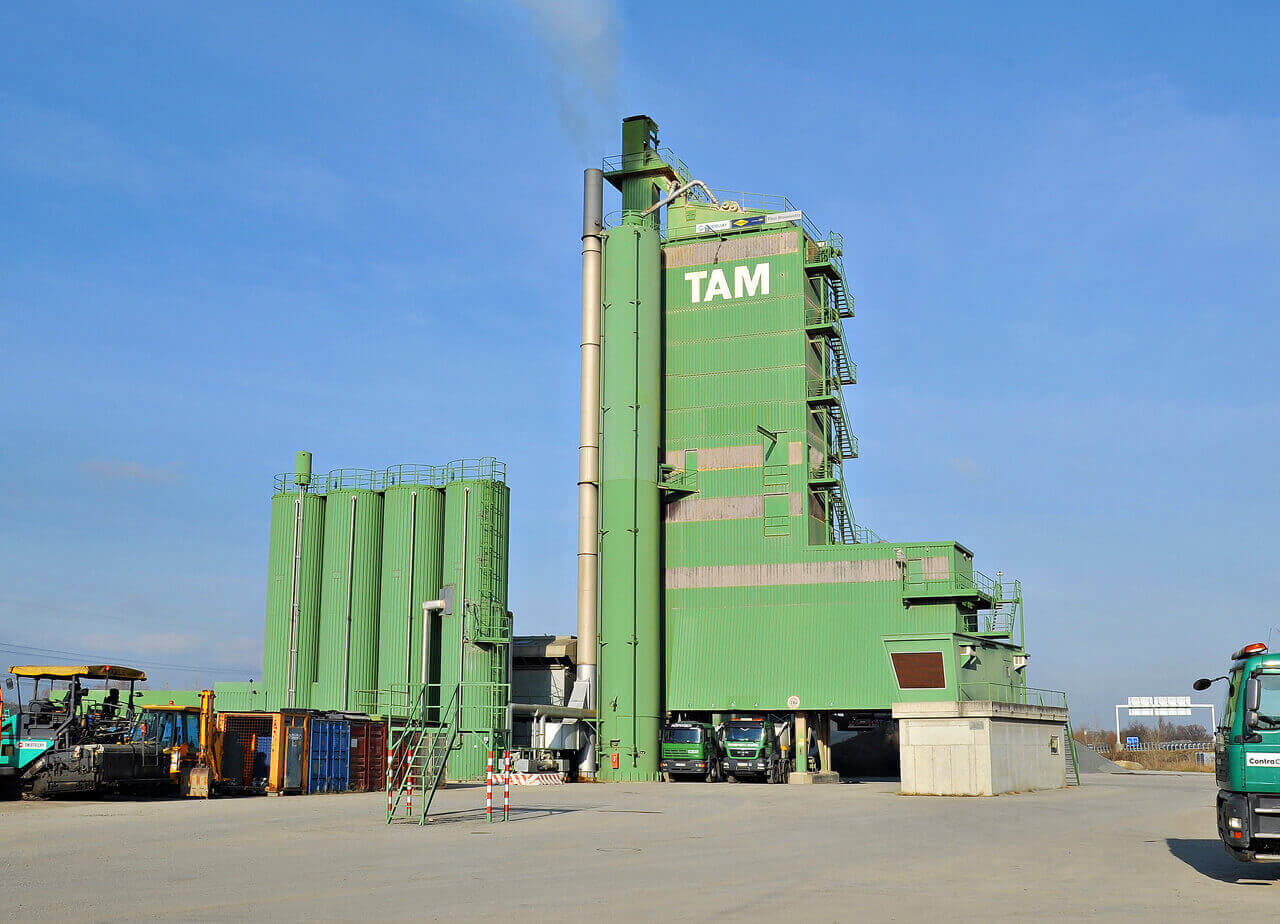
[726,725,764,743]
[664,728,701,743]
[1255,674,1280,728]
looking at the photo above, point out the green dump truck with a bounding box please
[660,721,723,782]
[722,716,788,783]
[1196,642,1280,861]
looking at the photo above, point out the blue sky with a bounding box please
[1,2,1277,726]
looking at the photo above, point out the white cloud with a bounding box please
[948,456,985,480]
[79,459,179,483]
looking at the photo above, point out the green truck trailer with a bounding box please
[1196,642,1280,861]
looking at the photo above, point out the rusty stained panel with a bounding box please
[890,652,947,689]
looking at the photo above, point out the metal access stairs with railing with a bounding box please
[387,685,460,825]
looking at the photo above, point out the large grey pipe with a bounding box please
[576,168,603,775]
[578,169,602,699]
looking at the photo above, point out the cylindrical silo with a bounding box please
[316,480,384,712]
[439,469,511,780]
[597,217,663,781]
[262,488,325,709]
[378,482,445,705]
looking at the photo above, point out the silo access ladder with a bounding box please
[386,685,460,825]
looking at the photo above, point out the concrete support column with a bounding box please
[794,712,808,774]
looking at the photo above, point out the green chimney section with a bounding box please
[597,220,664,781]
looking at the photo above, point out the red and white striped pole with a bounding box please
[407,774,413,818]
[386,743,393,816]
[486,750,494,822]
[503,751,511,822]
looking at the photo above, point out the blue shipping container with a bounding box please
[308,720,351,793]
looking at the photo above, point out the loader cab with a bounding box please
[132,705,201,749]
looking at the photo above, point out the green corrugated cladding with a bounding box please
[377,484,445,691]
[211,681,272,712]
[438,478,511,781]
[262,491,325,709]
[315,488,384,712]
[658,222,1015,710]
[597,221,664,781]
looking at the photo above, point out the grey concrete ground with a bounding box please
[1,772,1275,921]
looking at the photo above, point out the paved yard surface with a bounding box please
[1,772,1275,920]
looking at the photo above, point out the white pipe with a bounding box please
[577,169,602,691]
[640,178,719,216]
[576,168,603,776]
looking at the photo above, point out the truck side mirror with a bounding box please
[1192,678,1213,692]
[1247,677,1262,712]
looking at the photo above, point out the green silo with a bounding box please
[438,463,511,781]
[378,476,446,704]
[262,486,326,709]
[316,473,384,712]
[596,216,664,781]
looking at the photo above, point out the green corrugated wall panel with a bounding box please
[597,222,663,782]
[665,367,802,408]
[212,681,272,713]
[439,478,510,781]
[262,491,325,709]
[664,583,965,710]
[377,484,445,692]
[666,330,801,373]
[315,488,384,712]
[132,689,203,709]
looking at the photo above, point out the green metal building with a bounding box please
[589,116,1028,781]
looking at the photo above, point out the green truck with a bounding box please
[660,721,723,781]
[722,716,788,783]
[1196,642,1280,861]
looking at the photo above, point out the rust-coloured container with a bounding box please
[348,719,387,792]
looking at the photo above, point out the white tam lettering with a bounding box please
[684,270,708,303]
[734,262,770,298]
[704,268,732,302]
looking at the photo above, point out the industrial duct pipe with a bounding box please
[575,168,603,773]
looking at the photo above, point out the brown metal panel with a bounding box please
[890,652,946,689]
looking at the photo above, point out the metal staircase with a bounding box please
[1065,719,1081,786]
[386,684,460,825]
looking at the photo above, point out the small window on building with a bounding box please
[1050,735,1060,755]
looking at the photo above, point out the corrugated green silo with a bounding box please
[315,472,384,712]
[596,214,664,781]
[262,486,326,709]
[438,462,511,780]
[378,474,446,703]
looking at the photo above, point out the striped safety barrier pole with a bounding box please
[503,751,510,822]
[486,751,494,822]
[386,743,393,815]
